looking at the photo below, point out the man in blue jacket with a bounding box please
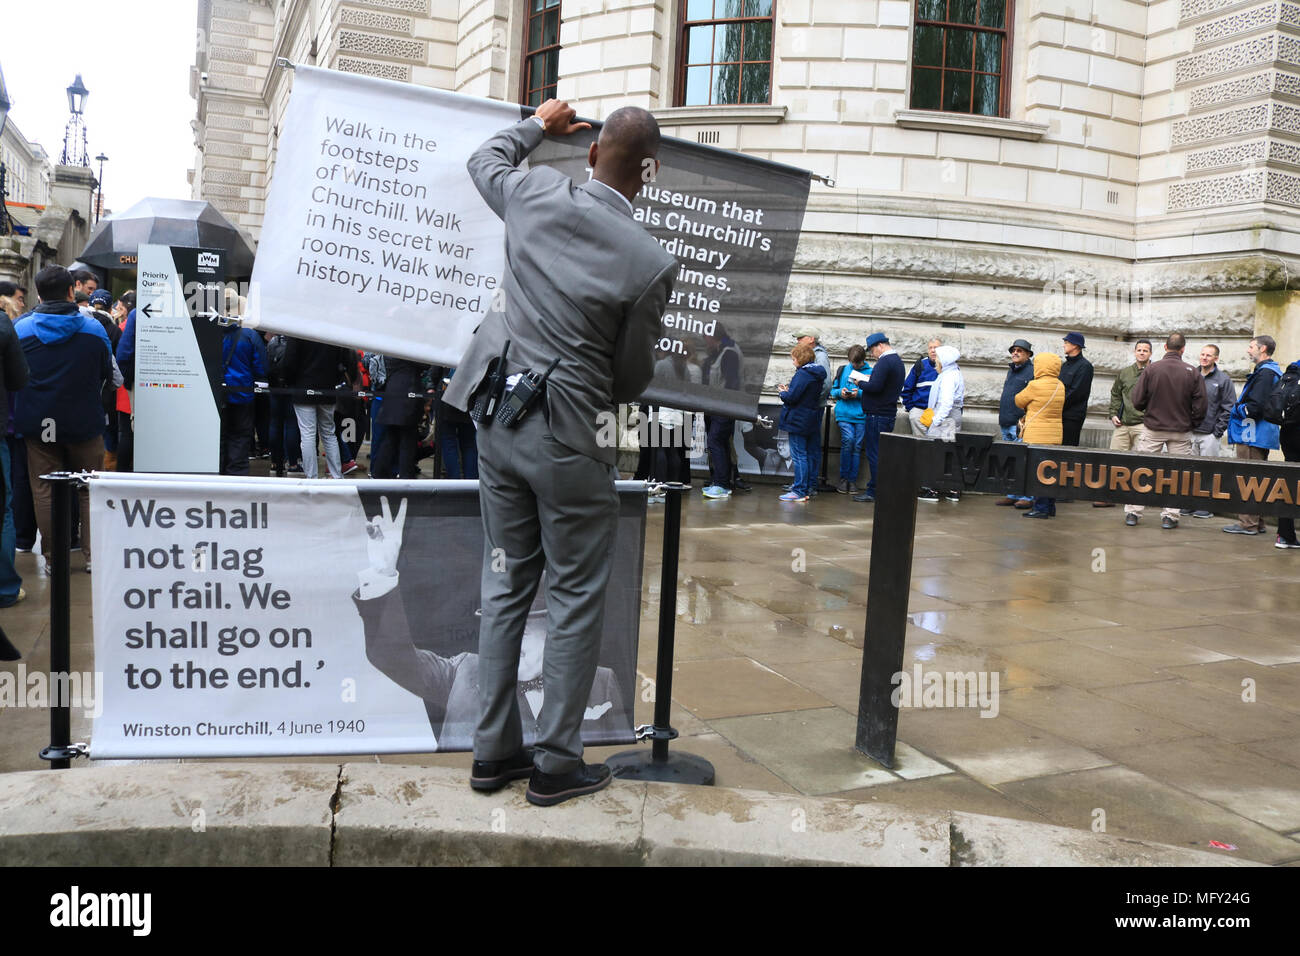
[220,325,268,476]
[901,338,940,433]
[1224,335,1283,535]
[14,266,114,574]
[853,332,905,503]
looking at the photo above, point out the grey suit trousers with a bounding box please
[473,409,619,773]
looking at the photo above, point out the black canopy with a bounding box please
[79,198,256,277]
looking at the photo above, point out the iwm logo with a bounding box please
[197,252,220,270]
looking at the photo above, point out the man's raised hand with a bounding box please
[534,98,592,136]
[365,495,408,577]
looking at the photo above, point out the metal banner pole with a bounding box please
[855,434,920,768]
[607,483,714,784]
[39,473,80,769]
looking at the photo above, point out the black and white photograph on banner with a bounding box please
[88,476,643,758]
[247,64,809,421]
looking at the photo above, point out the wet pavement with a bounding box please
[3,472,1300,864]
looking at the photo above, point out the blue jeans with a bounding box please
[1032,496,1056,515]
[838,420,866,481]
[0,440,21,605]
[440,419,478,478]
[1000,425,1032,501]
[789,431,812,497]
[807,411,824,489]
[862,413,896,497]
[269,394,301,469]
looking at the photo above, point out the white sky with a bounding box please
[3,0,199,214]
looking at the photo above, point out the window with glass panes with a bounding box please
[909,0,1011,117]
[522,0,561,107]
[678,0,774,106]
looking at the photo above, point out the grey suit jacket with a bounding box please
[443,119,678,465]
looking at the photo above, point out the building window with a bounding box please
[522,0,561,107]
[909,0,1011,117]
[678,0,774,106]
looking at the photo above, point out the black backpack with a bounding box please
[267,334,288,386]
[1263,363,1300,425]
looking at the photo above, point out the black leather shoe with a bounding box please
[1022,510,1052,518]
[852,491,875,502]
[526,760,612,806]
[470,748,535,792]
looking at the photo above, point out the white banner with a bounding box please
[89,475,644,758]
[248,66,520,366]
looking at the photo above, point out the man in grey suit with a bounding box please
[443,98,676,806]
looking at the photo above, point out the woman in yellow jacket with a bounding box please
[1014,352,1065,518]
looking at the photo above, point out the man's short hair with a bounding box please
[1206,343,1220,358]
[1135,338,1152,350]
[35,265,74,303]
[1165,333,1186,352]
[846,344,866,366]
[928,338,942,347]
[599,107,661,179]
[1253,334,1276,356]
[70,268,97,287]
[0,281,24,298]
[792,342,816,366]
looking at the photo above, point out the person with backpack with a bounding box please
[830,344,871,493]
[265,332,302,476]
[1270,360,1300,549]
[1224,335,1283,535]
[901,338,941,434]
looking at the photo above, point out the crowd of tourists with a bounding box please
[0,266,481,610]
[697,326,1300,550]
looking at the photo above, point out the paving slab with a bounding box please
[896,708,1113,786]
[998,765,1300,865]
[1107,737,1300,832]
[710,707,900,794]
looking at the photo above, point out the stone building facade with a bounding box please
[1,112,96,290]
[191,0,1300,440]
[2,116,52,209]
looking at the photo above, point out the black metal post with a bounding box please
[855,434,920,768]
[39,473,77,769]
[607,483,714,784]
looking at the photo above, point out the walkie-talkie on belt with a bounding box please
[495,357,560,429]
[471,340,510,425]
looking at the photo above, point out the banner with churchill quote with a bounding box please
[88,474,646,758]
[247,65,810,422]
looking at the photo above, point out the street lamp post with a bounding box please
[94,152,107,225]
[59,74,89,167]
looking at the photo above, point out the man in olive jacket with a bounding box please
[1108,339,1152,451]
